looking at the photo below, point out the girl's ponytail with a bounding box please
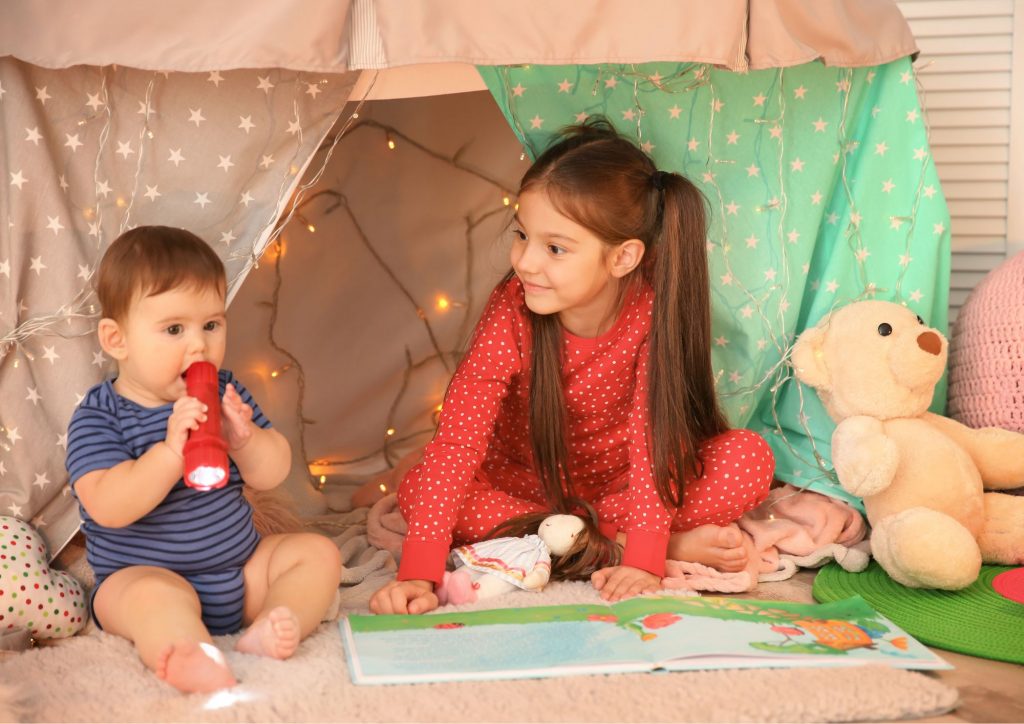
[648,173,728,508]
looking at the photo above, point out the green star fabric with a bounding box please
[478,58,951,509]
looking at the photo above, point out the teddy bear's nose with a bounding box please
[917,331,942,356]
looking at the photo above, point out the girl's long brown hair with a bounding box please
[519,118,727,510]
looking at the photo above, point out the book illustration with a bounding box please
[341,595,949,685]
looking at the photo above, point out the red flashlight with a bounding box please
[182,361,229,490]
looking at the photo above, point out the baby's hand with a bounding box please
[591,565,662,602]
[166,396,207,457]
[221,383,254,451]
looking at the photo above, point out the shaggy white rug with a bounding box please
[0,506,958,723]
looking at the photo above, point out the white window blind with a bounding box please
[897,0,1024,323]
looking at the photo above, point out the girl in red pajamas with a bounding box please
[370,119,774,615]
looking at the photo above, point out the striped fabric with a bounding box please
[66,370,267,584]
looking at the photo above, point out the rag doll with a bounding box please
[436,512,618,605]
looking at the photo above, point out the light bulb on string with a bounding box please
[387,133,396,150]
[270,362,293,379]
[386,427,396,436]
[502,195,511,206]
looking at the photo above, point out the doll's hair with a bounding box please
[96,225,226,322]
[484,506,621,582]
[515,117,727,511]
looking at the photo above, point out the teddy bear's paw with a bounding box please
[832,417,899,497]
[978,492,1024,564]
[871,508,981,590]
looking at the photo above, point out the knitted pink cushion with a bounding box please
[947,250,1024,432]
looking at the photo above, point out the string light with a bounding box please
[387,133,396,150]
[265,119,517,475]
[270,362,293,379]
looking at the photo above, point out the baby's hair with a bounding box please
[484,504,620,582]
[517,117,727,510]
[96,225,226,322]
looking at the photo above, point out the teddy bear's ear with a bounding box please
[791,325,831,391]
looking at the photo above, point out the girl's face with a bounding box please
[510,189,628,337]
[108,284,227,408]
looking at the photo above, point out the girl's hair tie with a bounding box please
[651,170,670,191]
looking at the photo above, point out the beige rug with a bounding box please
[0,508,958,723]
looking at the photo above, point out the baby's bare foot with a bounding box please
[155,640,236,693]
[235,606,301,660]
[669,524,749,572]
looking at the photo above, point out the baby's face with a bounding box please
[112,283,227,407]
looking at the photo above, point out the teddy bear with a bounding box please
[791,300,1024,589]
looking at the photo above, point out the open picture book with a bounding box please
[341,594,950,685]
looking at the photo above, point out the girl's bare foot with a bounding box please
[235,606,301,660]
[155,640,236,693]
[668,524,749,572]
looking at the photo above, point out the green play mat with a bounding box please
[813,561,1024,665]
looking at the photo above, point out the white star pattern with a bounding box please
[306,82,323,99]
[188,108,206,126]
[220,230,237,245]
[0,259,10,277]
[116,140,134,159]
[168,148,185,166]
[287,117,302,135]
[240,191,255,207]
[92,350,106,367]
[257,76,275,93]
[30,256,47,274]
[208,70,224,86]
[64,133,83,152]
[96,180,112,197]
[794,85,807,99]
[42,346,60,364]
[217,155,235,172]
[238,115,255,133]
[36,86,51,103]
[10,170,27,189]
[46,216,64,235]
[86,91,104,111]
[259,154,274,169]
[26,387,42,404]
[144,185,161,201]
[78,264,91,280]
[25,126,42,144]
[33,473,50,490]
[530,115,543,129]
[194,192,212,208]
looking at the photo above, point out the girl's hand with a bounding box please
[591,565,662,602]
[165,396,207,457]
[221,383,254,451]
[370,579,438,615]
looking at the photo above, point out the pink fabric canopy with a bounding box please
[2,0,917,73]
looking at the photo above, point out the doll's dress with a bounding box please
[450,534,552,591]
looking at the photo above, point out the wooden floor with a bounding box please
[758,570,1024,723]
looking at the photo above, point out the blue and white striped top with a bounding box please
[66,370,268,580]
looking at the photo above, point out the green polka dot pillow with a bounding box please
[0,517,86,639]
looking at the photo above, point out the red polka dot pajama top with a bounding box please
[397,278,774,585]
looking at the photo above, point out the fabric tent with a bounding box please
[0,1,941,559]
